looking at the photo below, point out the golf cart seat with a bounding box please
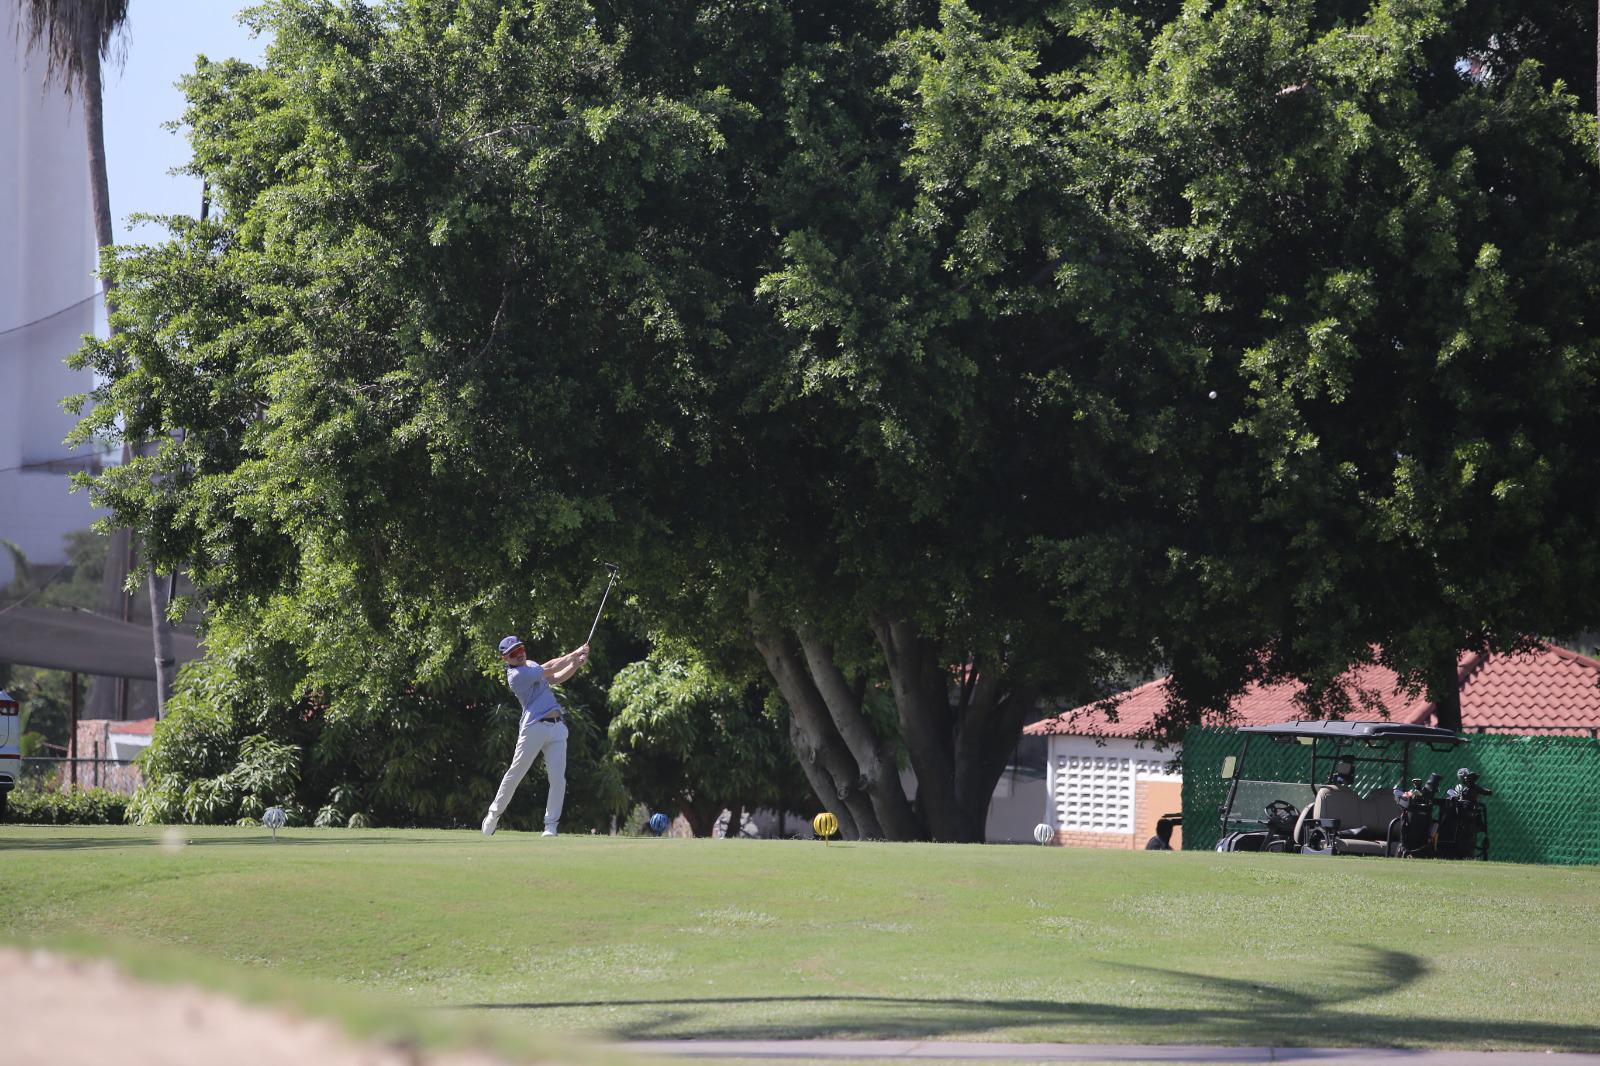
[1293,785,1399,855]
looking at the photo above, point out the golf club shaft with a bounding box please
[585,572,617,646]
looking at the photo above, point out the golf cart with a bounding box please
[0,689,19,821]
[1214,720,1493,859]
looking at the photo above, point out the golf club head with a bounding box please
[602,562,620,576]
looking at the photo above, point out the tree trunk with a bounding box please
[1429,649,1463,732]
[751,622,883,838]
[85,523,131,718]
[146,562,175,716]
[79,27,114,268]
[80,33,131,719]
[723,802,743,839]
[80,28,174,714]
[871,614,966,840]
[786,714,859,840]
[795,627,923,839]
[952,684,1035,842]
[682,800,718,837]
[758,602,1031,843]
[870,617,1034,842]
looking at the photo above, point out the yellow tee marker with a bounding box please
[812,811,838,842]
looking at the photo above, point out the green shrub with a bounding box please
[4,786,131,825]
[128,631,628,830]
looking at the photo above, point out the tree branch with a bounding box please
[796,626,923,839]
[751,594,883,838]
[785,714,859,840]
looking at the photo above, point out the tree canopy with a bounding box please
[72,0,1600,837]
[1028,0,1600,726]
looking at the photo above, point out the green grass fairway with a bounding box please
[3,826,1598,1054]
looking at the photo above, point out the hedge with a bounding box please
[2,786,131,825]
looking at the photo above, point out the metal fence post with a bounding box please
[69,674,79,788]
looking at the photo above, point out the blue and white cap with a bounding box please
[497,635,524,655]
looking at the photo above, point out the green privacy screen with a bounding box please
[1181,727,1600,865]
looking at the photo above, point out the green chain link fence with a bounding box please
[1181,727,1600,865]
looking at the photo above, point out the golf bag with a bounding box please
[1434,768,1493,860]
[1392,768,1492,859]
[1392,771,1443,857]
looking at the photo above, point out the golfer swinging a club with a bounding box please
[482,636,589,837]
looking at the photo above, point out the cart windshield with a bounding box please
[1223,779,1316,830]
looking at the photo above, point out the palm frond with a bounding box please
[12,0,131,95]
[1,539,31,587]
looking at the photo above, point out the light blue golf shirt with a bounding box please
[507,662,562,728]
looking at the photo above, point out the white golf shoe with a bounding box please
[481,815,498,836]
[542,829,557,837]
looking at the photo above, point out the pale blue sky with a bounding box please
[102,1,270,245]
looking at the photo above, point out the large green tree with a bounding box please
[1021,0,1600,728]
[70,0,1600,837]
[73,0,1138,840]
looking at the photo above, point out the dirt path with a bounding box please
[3,948,515,1066]
[12,948,1596,1066]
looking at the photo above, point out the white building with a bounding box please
[1,0,109,585]
[1025,679,1194,850]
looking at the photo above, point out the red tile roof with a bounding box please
[1026,644,1600,739]
[110,717,158,736]
[1448,645,1600,735]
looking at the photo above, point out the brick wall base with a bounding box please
[1042,828,1139,849]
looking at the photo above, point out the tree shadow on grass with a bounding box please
[453,947,1600,1053]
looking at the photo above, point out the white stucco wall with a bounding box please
[983,762,1049,843]
[1,0,108,583]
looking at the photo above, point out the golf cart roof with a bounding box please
[1236,720,1466,744]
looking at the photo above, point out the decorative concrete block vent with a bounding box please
[1053,753,1135,834]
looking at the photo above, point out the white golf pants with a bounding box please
[487,718,568,832]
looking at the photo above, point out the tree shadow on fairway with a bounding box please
[454,946,1600,1053]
